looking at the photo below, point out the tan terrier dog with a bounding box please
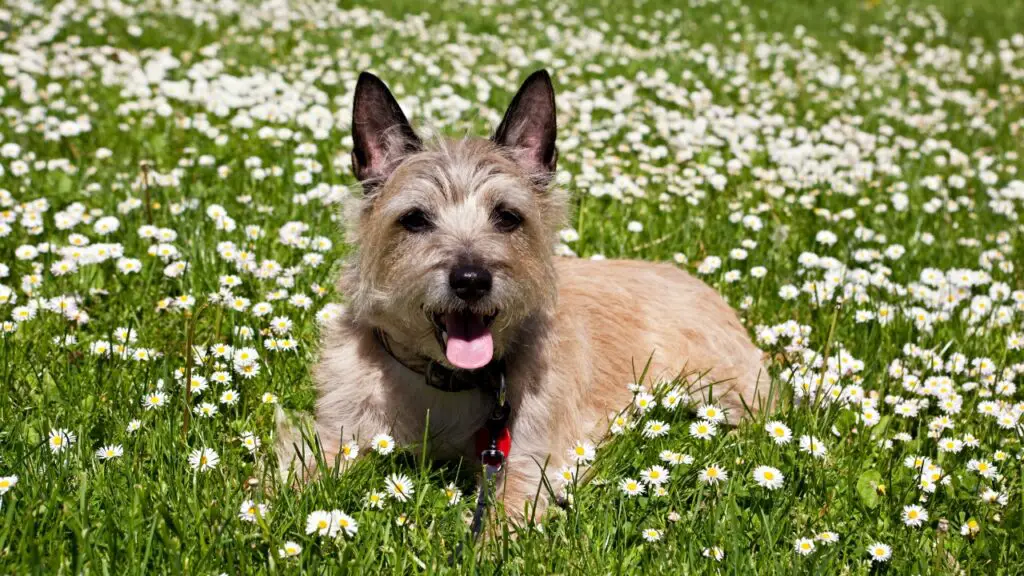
[278,70,768,519]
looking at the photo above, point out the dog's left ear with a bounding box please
[351,72,422,191]
[493,70,557,181]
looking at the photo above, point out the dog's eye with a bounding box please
[398,209,433,233]
[493,207,523,233]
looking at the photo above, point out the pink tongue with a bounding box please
[444,311,493,370]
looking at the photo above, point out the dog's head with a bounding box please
[342,70,565,370]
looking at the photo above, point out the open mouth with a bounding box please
[432,310,497,370]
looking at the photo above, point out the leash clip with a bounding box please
[480,449,505,470]
[480,395,510,470]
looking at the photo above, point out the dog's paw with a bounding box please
[273,406,317,485]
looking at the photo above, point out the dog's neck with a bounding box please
[372,327,433,374]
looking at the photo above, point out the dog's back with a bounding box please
[551,257,768,423]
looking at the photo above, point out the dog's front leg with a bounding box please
[497,458,553,522]
[493,398,570,523]
[275,389,394,483]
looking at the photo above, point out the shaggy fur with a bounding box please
[278,70,768,519]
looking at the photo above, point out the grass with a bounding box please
[1,0,1022,573]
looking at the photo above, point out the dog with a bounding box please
[277,69,768,520]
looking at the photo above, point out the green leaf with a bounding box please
[149,133,167,156]
[857,469,882,509]
[53,173,73,195]
[869,415,891,439]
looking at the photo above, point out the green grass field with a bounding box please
[1,0,1023,573]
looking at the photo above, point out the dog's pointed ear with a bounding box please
[351,72,422,189]
[493,70,557,181]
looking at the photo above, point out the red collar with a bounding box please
[475,400,512,469]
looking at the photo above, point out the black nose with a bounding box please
[449,265,492,303]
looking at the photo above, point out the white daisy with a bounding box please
[384,473,414,502]
[95,445,123,461]
[794,538,815,556]
[696,404,726,423]
[331,510,358,537]
[278,541,302,558]
[641,528,662,542]
[0,476,18,495]
[48,428,77,454]
[568,440,596,464]
[699,464,728,485]
[640,465,670,486]
[867,542,891,562]
[752,465,784,490]
[689,420,717,440]
[642,420,670,438]
[371,433,395,455]
[798,435,827,458]
[765,420,793,445]
[188,448,219,472]
[619,477,645,497]
[902,504,928,527]
[305,510,335,537]
[238,499,269,523]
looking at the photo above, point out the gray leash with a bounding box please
[453,375,511,565]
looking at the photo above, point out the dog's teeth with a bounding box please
[441,330,448,346]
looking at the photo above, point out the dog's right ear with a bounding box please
[351,72,422,191]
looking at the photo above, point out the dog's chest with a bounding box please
[388,369,494,457]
